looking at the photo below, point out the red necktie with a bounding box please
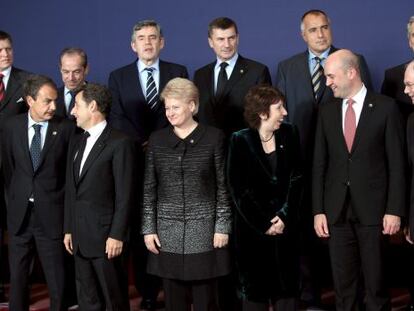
[0,73,5,102]
[344,98,356,152]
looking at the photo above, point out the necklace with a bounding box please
[260,132,274,142]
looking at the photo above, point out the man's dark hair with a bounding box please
[23,74,57,100]
[208,17,238,37]
[301,9,329,22]
[59,47,88,68]
[75,83,111,116]
[0,30,13,43]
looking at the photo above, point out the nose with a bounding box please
[326,76,332,87]
[316,28,323,37]
[50,101,56,111]
[405,85,410,95]
[282,106,288,116]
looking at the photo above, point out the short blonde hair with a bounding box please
[160,78,199,115]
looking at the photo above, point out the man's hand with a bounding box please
[144,234,161,254]
[265,216,285,235]
[382,214,400,235]
[105,238,123,259]
[63,233,73,255]
[213,233,229,248]
[404,226,413,244]
[314,214,330,238]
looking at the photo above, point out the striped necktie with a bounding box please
[145,67,158,109]
[311,57,324,100]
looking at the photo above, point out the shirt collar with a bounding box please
[27,112,48,129]
[85,120,107,138]
[215,53,238,70]
[138,58,160,73]
[343,84,367,106]
[1,66,12,78]
[308,47,331,62]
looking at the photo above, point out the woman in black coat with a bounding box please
[227,85,302,311]
[142,78,232,311]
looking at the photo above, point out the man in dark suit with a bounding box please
[0,30,31,302]
[64,83,137,311]
[108,19,187,310]
[381,16,414,120]
[313,49,405,311]
[2,74,74,311]
[194,17,271,137]
[55,47,89,119]
[275,10,372,307]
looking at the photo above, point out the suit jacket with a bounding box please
[108,60,188,145]
[0,67,31,126]
[193,55,271,136]
[55,86,68,118]
[275,47,373,162]
[64,125,138,258]
[312,91,405,225]
[407,113,414,238]
[1,114,75,238]
[381,61,414,120]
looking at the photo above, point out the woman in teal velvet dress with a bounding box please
[227,85,302,310]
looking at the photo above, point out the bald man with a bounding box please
[312,49,405,311]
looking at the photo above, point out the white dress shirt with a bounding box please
[341,84,367,131]
[137,59,160,96]
[79,120,107,174]
[214,53,239,93]
[1,66,12,90]
[27,112,49,149]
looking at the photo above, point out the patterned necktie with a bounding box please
[216,62,229,99]
[73,131,90,181]
[30,124,42,171]
[311,57,324,100]
[145,67,158,109]
[68,90,76,117]
[0,73,5,102]
[344,98,356,152]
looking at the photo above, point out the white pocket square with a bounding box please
[16,97,24,103]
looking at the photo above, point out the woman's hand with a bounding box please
[265,216,285,235]
[144,234,161,254]
[213,233,229,248]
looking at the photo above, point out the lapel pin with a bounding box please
[280,145,284,149]
[368,103,373,108]
[240,69,244,74]
[52,131,57,135]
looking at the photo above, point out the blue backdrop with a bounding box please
[1,0,413,91]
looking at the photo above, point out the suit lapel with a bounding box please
[350,91,374,153]
[333,98,349,153]
[218,56,247,102]
[17,115,33,174]
[0,68,20,111]
[77,125,110,184]
[205,62,215,100]
[130,61,146,103]
[244,129,273,177]
[36,118,60,171]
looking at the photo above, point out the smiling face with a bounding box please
[301,13,332,56]
[260,100,287,131]
[404,63,414,103]
[60,53,88,91]
[325,56,352,99]
[131,26,164,66]
[164,97,195,128]
[72,91,93,130]
[208,26,239,62]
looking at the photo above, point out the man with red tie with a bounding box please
[312,49,405,311]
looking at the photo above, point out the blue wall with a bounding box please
[1,0,413,90]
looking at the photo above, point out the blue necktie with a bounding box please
[145,67,158,109]
[30,124,42,171]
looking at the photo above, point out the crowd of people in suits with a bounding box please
[1,8,414,311]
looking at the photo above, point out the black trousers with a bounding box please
[162,278,219,311]
[8,204,65,311]
[241,297,298,311]
[329,222,390,311]
[74,249,130,311]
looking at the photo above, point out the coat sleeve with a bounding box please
[312,108,328,216]
[141,136,158,235]
[227,132,272,234]
[213,130,232,234]
[64,135,77,234]
[359,55,373,91]
[108,137,138,241]
[276,126,303,226]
